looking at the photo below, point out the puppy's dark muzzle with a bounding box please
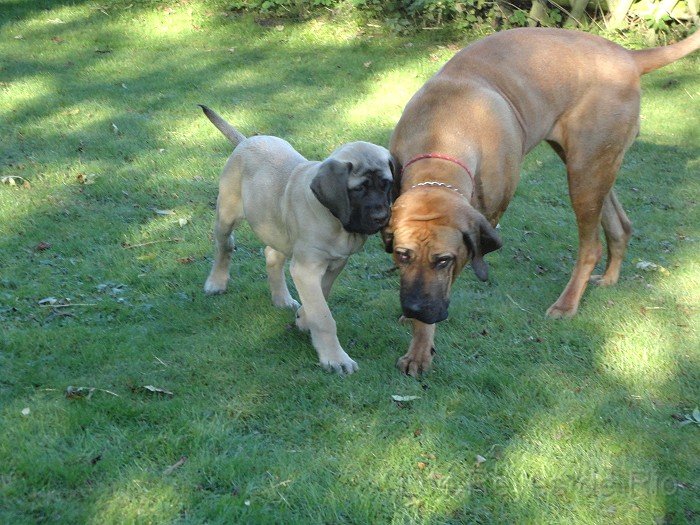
[371,206,390,223]
[363,208,390,234]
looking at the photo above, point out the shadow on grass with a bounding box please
[1,5,698,523]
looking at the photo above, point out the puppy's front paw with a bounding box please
[204,274,228,295]
[320,351,358,375]
[295,307,309,332]
[396,346,435,378]
[273,295,301,310]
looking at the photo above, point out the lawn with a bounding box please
[1,1,698,523]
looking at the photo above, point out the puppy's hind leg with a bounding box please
[204,183,244,295]
[264,246,300,309]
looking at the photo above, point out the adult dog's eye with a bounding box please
[396,250,411,264]
[435,256,453,270]
[379,178,391,190]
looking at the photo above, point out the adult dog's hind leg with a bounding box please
[546,97,639,318]
[265,246,300,309]
[590,189,633,286]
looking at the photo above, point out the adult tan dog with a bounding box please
[200,106,394,374]
[384,28,700,376]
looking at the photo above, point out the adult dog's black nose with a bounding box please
[402,301,423,319]
[401,300,448,324]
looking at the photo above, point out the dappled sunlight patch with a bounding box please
[594,252,698,396]
[0,76,54,120]
[494,409,669,522]
[347,70,426,127]
[90,476,182,524]
[597,316,679,395]
[351,433,467,521]
[293,18,366,44]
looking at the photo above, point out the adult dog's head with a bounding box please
[310,142,395,235]
[382,187,502,324]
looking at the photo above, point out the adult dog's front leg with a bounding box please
[290,257,358,374]
[397,319,436,377]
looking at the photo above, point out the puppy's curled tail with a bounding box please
[631,29,700,75]
[198,105,247,146]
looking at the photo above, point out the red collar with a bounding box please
[401,153,475,200]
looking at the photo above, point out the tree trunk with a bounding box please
[529,0,551,26]
[565,0,591,26]
[607,0,635,28]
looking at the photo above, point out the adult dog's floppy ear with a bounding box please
[310,159,353,224]
[389,156,401,202]
[462,214,502,282]
[381,227,394,253]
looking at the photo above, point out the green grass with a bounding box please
[1,2,699,523]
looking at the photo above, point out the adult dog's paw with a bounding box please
[396,347,435,378]
[545,302,578,319]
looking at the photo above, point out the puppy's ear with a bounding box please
[462,213,502,282]
[310,159,353,224]
[381,227,394,253]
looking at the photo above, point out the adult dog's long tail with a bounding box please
[198,105,247,146]
[631,30,700,75]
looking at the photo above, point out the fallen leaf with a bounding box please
[392,395,420,402]
[1,176,29,188]
[635,260,670,275]
[21,407,30,416]
[476,454,486,466]
[163,455,187,475]
[413,428,422,437]
[142,385,174,397]
[38,297,58,305]
[76,173,97,185]
[65,386,95,399]
[178,217,188,227]
[177,256,195,264]
[35,241,52,251]
[153,209,175,216]
[417,461,427,470]
[274,25,284,31]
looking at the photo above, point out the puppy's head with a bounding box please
[382,188,502,324]
[310,142,395,235]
